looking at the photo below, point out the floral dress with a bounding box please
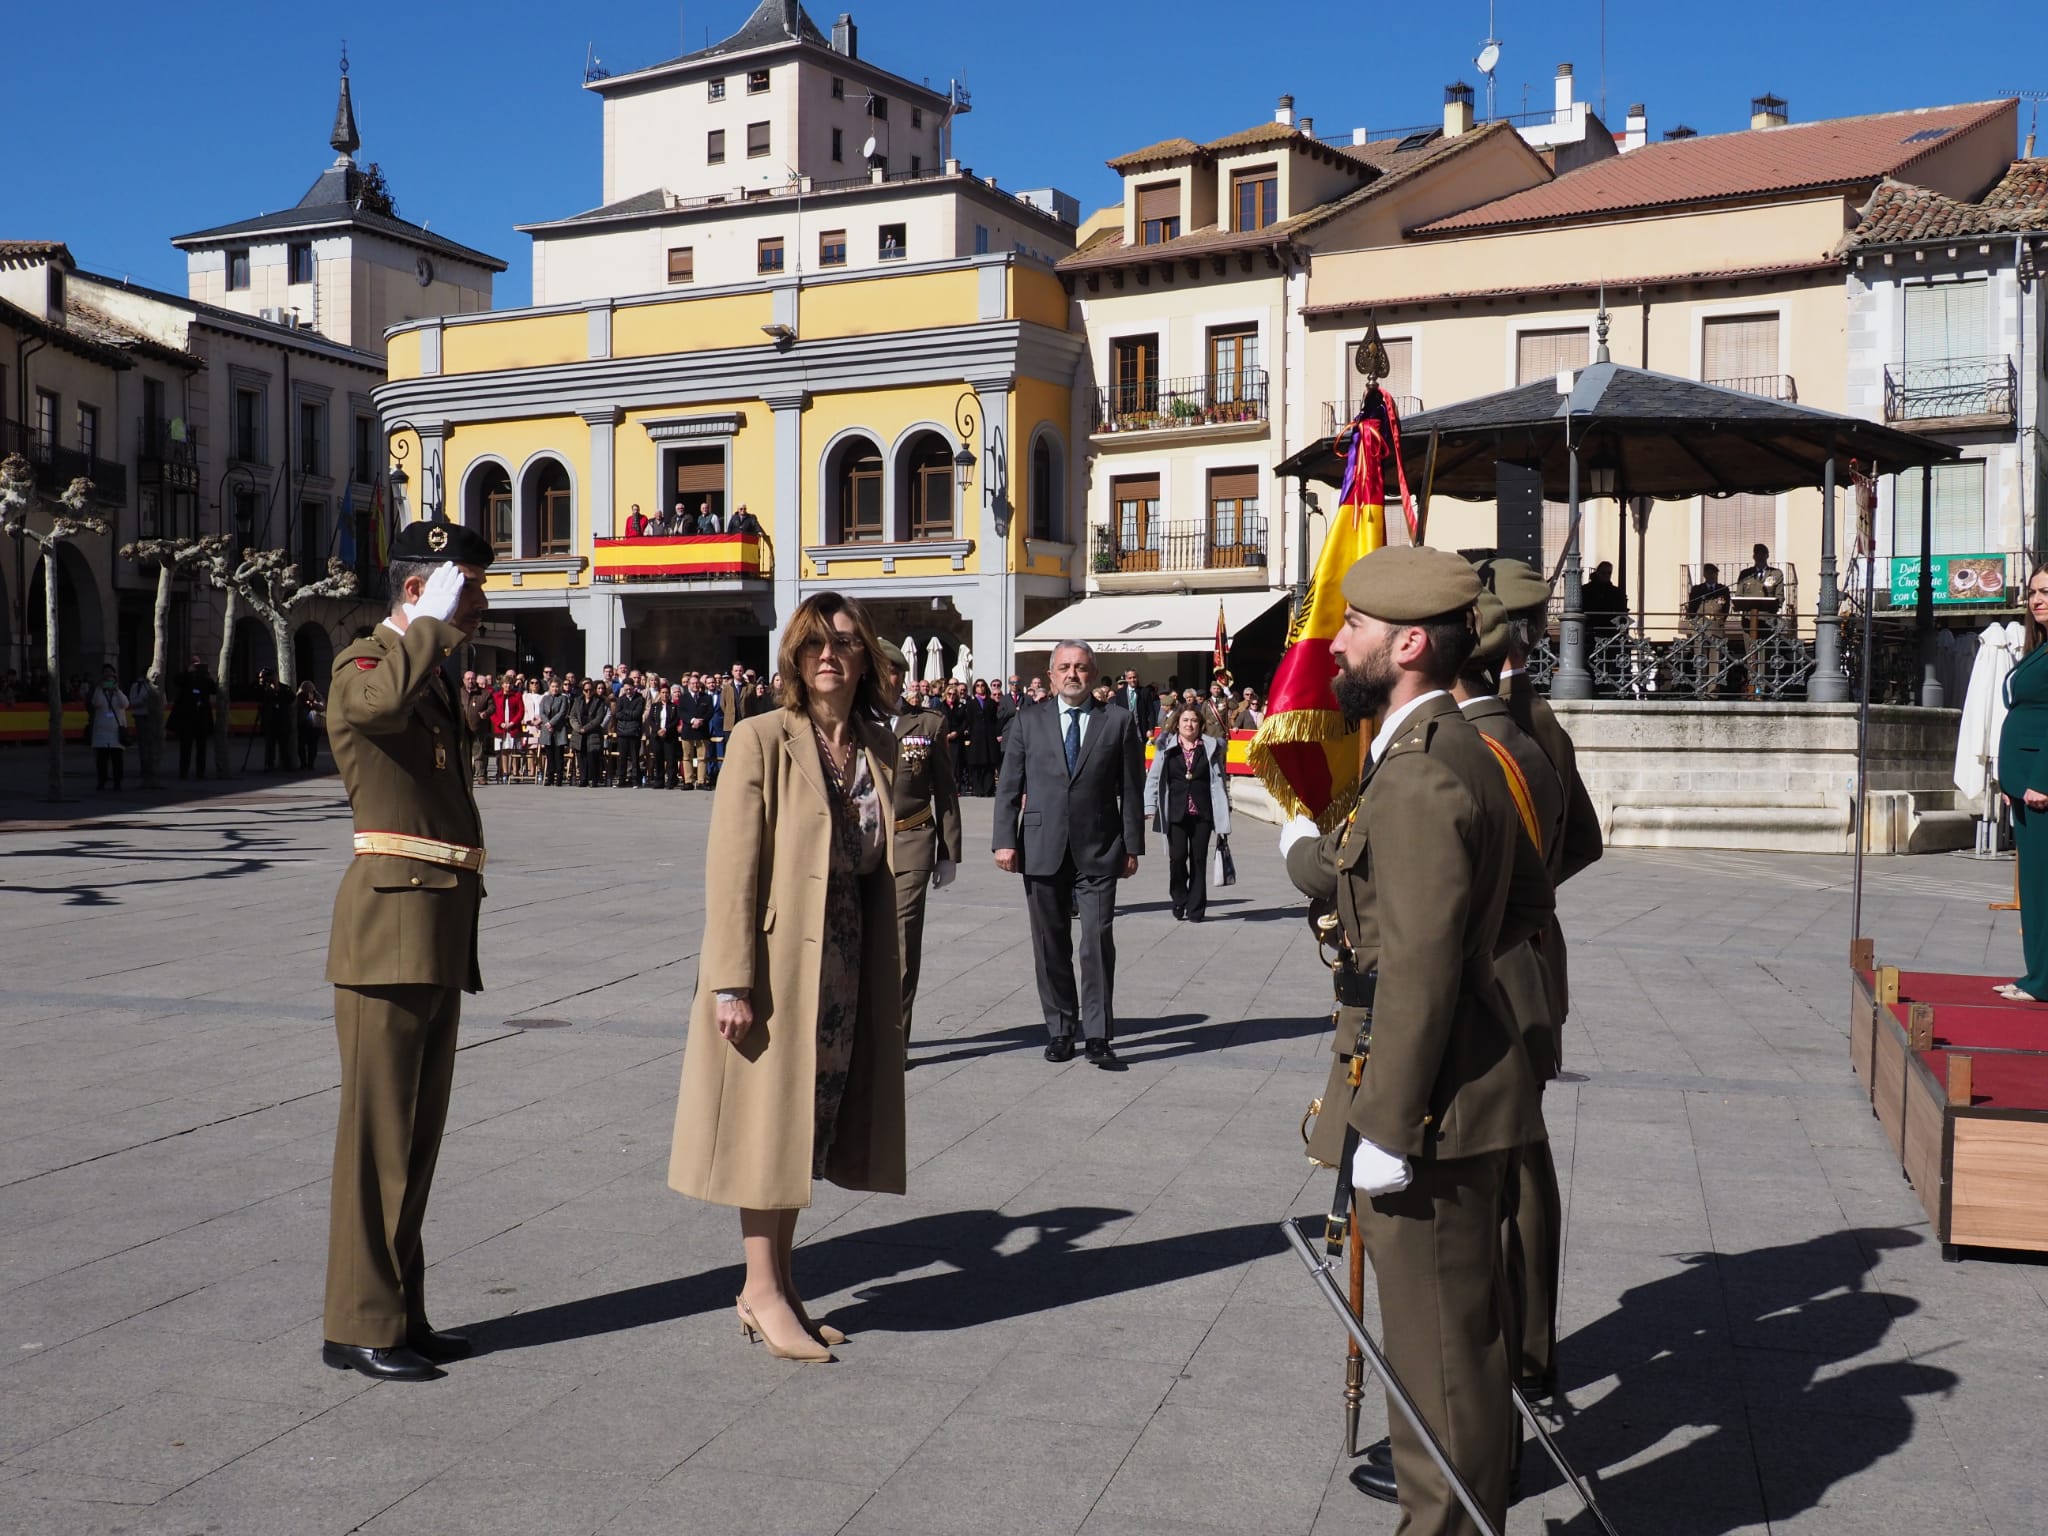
[811,736,887,1177]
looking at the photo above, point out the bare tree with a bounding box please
[1,454,110,801]
[199,545,360,773]
[120,533,231,771]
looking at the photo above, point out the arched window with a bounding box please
[829,435,884,543]
[466,463,513,556]
[529,460,573,556]
[901,431,954,540]
[1030,433,1062,541]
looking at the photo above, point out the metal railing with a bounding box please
[1527,610,1820,700]
[1705,374,1798,401]
[1092,369,1269,434]
[1089,517,1270,577]
[136,416,200,491]
[0,418,127,503]
[1882,355,2018,425]
[1322,397,1425,436]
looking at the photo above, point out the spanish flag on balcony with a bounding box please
[1247,397,1412,827]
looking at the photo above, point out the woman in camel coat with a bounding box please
[669,591,904,1362]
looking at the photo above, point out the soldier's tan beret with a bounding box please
[1476,556,1552,615]
[874,637,907,670]
[1469,591,1510,666]
[1340,545,1481,621]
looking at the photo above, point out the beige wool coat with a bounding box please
[668,708,907,1210]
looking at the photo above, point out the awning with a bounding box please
[1015,590,1290,655]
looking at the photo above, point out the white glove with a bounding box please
[931,859,956,890]
[1278,814,1321,859]
[1350,1137,1412,1196]
[403,563,467,626]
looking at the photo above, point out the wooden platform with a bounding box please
[1849,940,2048,1259]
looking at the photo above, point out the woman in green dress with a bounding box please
[1997,565,2048,1000]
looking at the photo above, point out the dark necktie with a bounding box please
[1063,707,1080,777]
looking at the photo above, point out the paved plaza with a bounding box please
[2,765,2045,1536]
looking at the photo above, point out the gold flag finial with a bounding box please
[1355,318,1390,385]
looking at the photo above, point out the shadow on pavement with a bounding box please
[1538,1225,1956,1534]
[464,1205,1281,1358]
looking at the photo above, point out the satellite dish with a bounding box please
[1475,41,1501,75]
[861,135,878,160]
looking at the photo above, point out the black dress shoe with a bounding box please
[1085,1039,1126,1071]
[1044,1037,1077,1063]
[1516,1369,1557,1400]
[1362,1436,1392,1468]
[1172,906,1185,921]
[321,1342,443,1382]
[408,1327,473,1363]
[1349,1453,1398,1503]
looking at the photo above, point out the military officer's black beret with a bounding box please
[390,518,495,568]
[1340,545,1481,622]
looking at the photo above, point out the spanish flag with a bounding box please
[370,475,390,571]
[1212,600,1229,675]
[1248,404,1411,828]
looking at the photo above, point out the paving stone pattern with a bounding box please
[1,769,2044,1535]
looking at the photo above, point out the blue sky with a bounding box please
[6,0,2042,310]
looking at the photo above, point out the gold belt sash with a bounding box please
[352,831,487,873]
[893,806,934,833]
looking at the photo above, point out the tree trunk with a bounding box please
[147,561,173,775]
[42,542,64,802]
[269,610,296,694]
[213,585,238,778]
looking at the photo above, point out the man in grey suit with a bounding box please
[993,640,1146,1069]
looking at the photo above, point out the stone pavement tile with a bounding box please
[1078,1513,1265,1536]
[959,1348,1181,1429]
[7,1387,314,1489]
[1091,1400,1333,1534]
[142,1257,326,1343]
[1759,1469,1997,1536]
[315,1357,584,1450]
[850,1411,1145,1536]
[690,1368,976,1484]
[483,1366,761,1475]
[600,1464,872,1536]
[0,1467,175,1515]
[357,1455,648,1536]
[0,1387,119,1462]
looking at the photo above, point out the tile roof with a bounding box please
[1105,137,1207,173]
[1416,99,2015,234]
[64,301,204,370]
[0,294,133,369]
[1301,258,1842,316]
[172,198,507,272]
[0,240,73,265]
[1203,121,1307,152]
[1846,158,2048,246]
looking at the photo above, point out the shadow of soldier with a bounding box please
[1538,1226,1956,1535]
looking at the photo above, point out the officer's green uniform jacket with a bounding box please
[1503,670,1602,1030]
[325,617,486,993]
[889,704,964,873]
[1289,695,1552,1164]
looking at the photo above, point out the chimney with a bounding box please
[832,12,857,57]
[1275,93,1295,128]
[1352,127,1369,146]
[1298,115,1314,138]
[1554,63,1575,123]
[1751,93,1788,129]
[1444,82,1475,138]
[1623,102,1648,152]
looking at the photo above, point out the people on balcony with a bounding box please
[1582,561,1629,644]
[672,502,698,536]
[625,504,649,538]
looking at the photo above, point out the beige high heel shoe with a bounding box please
[799,1311,849,1348]
[735,1297,834,1362]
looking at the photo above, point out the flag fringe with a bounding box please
[1247,708,1362,830]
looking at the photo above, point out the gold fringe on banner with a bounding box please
[1248,708,1364,831]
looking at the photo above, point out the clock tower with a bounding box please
[170,51,504,359]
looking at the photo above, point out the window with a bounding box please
[1894,461,1988,556]
[534,461,573,556]
[707,129,726,164]
[910,154,922,175]
[46,266,63,314]
[1905,279,1987,368]
[747,69,769,94]
[33,390,56,449]
[298,401,326,476]
[468,464,513,553]
[1702,313,1780,391]
[836,441,884,542]
[708,77,726,101]
[1137,181,1181,245]
[140,488,163,539]
[1231,166,1278,232]
[1702,493,1779,578]
[1208,468,1262,566]
[671,447,726,527]
[878,223,907,260]
[973,225,990,256]
[819,229,847,267]
[747,121,770,157]
[1031,435,1061,541]
[831,127,843,161]
[1110,334,1159,420]
[1345,335,1414,410]
[1209,325,1261,404]
[299,500,324,583]
[233,488,259,555]
[233,387,263,463]
[288,242,314,284]
[868,94,888,121]
[227,249,251,290]
[1112,475,1162,569]
[76,403,98,462]
[667,246,695,284]
[352,414,376,484]
[831,77,844,100]
[1515,328,1589,559]
[757,237,785,274]
[905,435,954,539]
[911,106,923,129]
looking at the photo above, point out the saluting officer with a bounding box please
[321,519,493,1382]
[1485,556,1603,1397]
[875,638,963,1045]
[1281,546,1552,1536]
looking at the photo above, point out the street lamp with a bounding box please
[952,393,978,492]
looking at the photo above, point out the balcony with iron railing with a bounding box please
[1321,397,1425,437]
[1,418,127,504]
[1089,517,1270,591]
[1091,370,1269,439]
[1882,355,2017,430]
[1704,374,1798,401]
[136,416,200,491]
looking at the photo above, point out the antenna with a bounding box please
[2000,88,2048,156]
[1474,0,1501,121]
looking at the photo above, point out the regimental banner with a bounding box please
[1888,554,2009,607]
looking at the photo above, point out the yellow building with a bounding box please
[373,0,1081,676]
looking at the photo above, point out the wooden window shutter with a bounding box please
[1113,474,1160,503]
[1515,328,1590,386]
[1208,467,1259,502]
[1136,182,1181,223]
[1702,314,1778,383]
[673,454,724,495]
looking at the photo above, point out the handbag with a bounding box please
[1211,835,1237,888]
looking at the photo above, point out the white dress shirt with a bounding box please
[1058,697,1093,754]
[1369,689,1449,764]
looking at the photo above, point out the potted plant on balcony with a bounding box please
[1091,548,1120,574]
[1168,396,1202,426]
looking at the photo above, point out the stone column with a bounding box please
[968,376,1015,674]
[1550,448,1594,700]
[1917,462,1942,708]
[1809,455,1849,703]
[763,391,808,664]
[578,408,621,675]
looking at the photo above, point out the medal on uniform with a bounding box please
[436,744,448,771]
